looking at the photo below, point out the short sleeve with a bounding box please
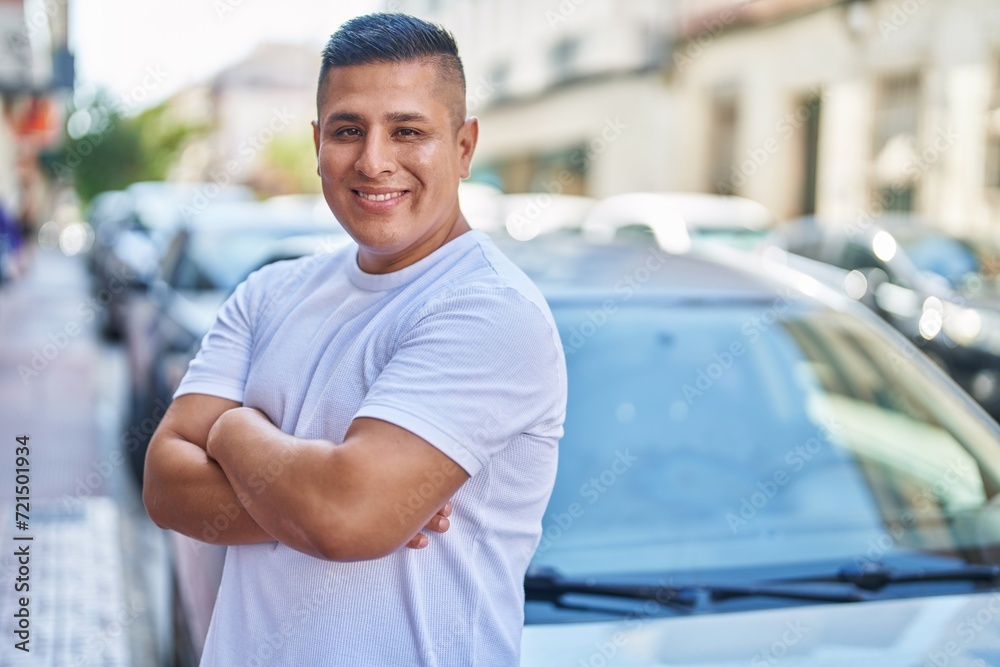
[173,276,257,403]
[353,287,567,477]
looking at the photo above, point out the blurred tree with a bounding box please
[45,91,207,203]
[261,129,322,195]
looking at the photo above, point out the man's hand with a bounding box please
[206,406,455,553]
[407,501,452,549]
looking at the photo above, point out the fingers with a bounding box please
[406,533,429,549]
[405,501,455,550]
[424,513,450,533]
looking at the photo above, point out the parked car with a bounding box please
[497,193,598,241]
[506,235,1000,665]
[780,218,1000,421]
[897,229,1000,308]
[84,189,129,275]
[446,181,598,241]
[122,197,349,485]
[93,181,253,339]
[166,232,1000,665]
[581,192,778,253]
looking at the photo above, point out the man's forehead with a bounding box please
[318,60,465,126]
[323,59,448,92]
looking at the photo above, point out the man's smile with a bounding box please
[351,188,411,211]
[353,189,408,202]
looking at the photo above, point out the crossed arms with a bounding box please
[142,393,469,561]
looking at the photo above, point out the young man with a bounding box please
[142,13,567,666]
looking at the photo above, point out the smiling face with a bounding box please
[312,59,478,274]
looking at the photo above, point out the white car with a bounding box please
[508,234,1000,666]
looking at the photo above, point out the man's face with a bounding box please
[313,60,477,273]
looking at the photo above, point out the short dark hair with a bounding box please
[317,13,466,126]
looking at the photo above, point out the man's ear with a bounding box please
[312,120,321,176]
[457,116,479,180]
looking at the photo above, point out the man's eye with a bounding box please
[336,128,361,137]
[395,128,419,137]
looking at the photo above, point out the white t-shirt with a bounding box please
[174,229,567,667]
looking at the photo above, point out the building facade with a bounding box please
[396,0,1000,236]
[166,42,322,196]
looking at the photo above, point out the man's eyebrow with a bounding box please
[322,111,433,127]
[384,111,432,124]
[323,111,364,126]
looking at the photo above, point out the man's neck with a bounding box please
[356,214,472,275]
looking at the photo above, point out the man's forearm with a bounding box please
[207,407,463,561]
[143,428,277,545]
[207,408,337,559]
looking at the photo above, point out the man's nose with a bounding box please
[355,132,396,178]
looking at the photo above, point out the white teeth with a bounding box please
[357,191,404,202]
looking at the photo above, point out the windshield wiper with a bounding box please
[524,570,868,611]
[777,561,1000,592]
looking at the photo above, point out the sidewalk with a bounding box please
[0,248,169,666]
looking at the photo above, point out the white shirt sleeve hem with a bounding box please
[352,404,485,477]
[173,381,244,404]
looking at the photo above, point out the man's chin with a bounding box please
[353,231,418,259]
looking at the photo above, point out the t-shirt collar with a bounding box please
[347,229,487,291]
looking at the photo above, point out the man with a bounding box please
[142,12,567,667]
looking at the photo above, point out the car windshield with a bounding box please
[530,300,1000,587]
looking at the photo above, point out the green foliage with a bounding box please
[49,91,206,204]
[264,129,321,195]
